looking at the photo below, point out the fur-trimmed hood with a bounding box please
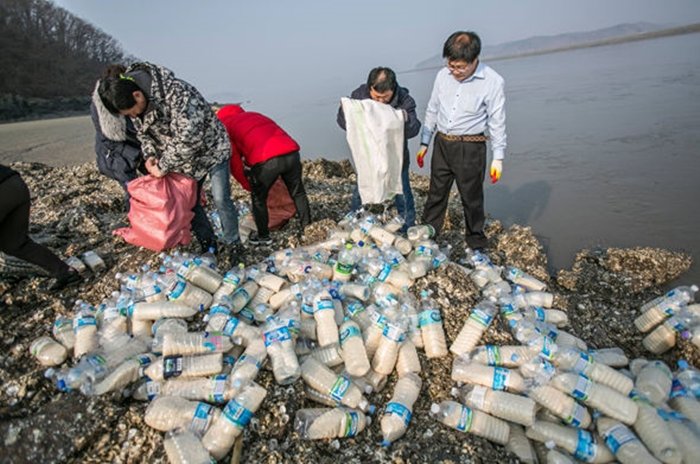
[92,81,128,142]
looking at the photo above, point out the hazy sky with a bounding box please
[54,0,700,101]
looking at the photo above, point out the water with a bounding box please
[256,33,700,286]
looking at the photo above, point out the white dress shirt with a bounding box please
[422,62,507,160]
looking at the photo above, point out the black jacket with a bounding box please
[336,84,422,140]
[0,164,18,184]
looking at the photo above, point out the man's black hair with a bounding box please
[443,31,481,63]
[366,67,397,94]
[98,77,143,113]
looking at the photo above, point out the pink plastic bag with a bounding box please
[113,173,198,251]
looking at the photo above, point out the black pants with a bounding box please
[0,174,72,277]
[421,136,488,249]
[249,152,311,237]
[190,177,217,249]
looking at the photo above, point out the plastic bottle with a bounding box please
[407,225,435,243]
[247,266,286,292]
[300,357,372,413]
[144,353,223,381]
[73,306,98,358]
[339,319,370,377]
[632,360,672,405]
[521,306,569,328]
[145,396,221,434]
[306,343,343,368]
[226,280,259,313]
[454,384,536,426]
[452,357,527,393]
[665,414,700,464]
[333,244,356,282]
[152,318,189,353]
[588,347,629,367]
[470,345,533,368]
[295,407,370,439]
[340,284,369,302]
[506,424,538,464]
[675,360,700,398]
[641,312,694,354]
[396,340,422,377]
[551,373,638,425]
[313,290,339,347]
[505,266,547,291]
[381,373,422,446]
[201,382,267,460]
[65,255,87,273]
[163,429,212,464]
[528,384,592,429]
[162,332,234,357]
[212,265,246,304]
[166,252,223,294]
[146,374,238,404]
[525,421,614,463]
[52,316,75,350]
[633,402,681,464]
[158,270,214,311]
[596,417,660,464]
[668,378,700,426]
[371,320,406,375]
[449,300,497,357]
[553,347,633,395]
[128,301,198,321]
[418,290,448,358]
[634,285,699,333]
[81,250,106,272]
[263,316,300,385]
[30,336,68,366]
[90,353,156,395]
[367,259,414,290]
[430,400,510,445]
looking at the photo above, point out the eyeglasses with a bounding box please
[446,61,473,73]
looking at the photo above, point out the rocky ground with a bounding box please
[0,160,696,464]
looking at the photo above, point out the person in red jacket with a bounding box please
[216,105,311,245]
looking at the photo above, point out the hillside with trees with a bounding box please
[0,0,131,121]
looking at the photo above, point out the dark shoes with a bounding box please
[230,241,246,264]
[50,269,81,291]
[248,232,272,246]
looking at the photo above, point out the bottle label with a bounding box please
[500,303,517,320]
[539,337,555,360]
[223,317,240,337]
[223,399,253,429]
[492,367,510,391]
[210,305,232,316]
[572,375,591,401]
[236,354,262,370]
[573,352,592,373]
[574,429,596,462]
[469,386,488,410]
[328,287,342,301]
[263,326,292,347]
[565,402,587,427]
[432,254,447,268]
[163,356,183,379]
[469,307,493,327]
[135,354,153,366]
[335,262,353,276]
[456,405,473,432]
[670,379,688,398]
[507,267,523,281]
[73,315,96,331]
[419,309,442,327]
[371,312,387,329]
[86,354,107,370]
[485,345,501,366]
[386,402,412,426]
[663,306,676,316]
[656,408,685,422]
[329,376,352,402]
[342,410,361,437]
[382,324,406,343]
[302,302,314,315]
[238,307,255,323]
[202,335,225,352]
[315,299,334,312]
[346,301,365,318]
[169,281,187,300]
[533,306,545,321]
[53,318,72,331]
[223,272,242,287]
[339,325,361,345]
[377,264,392,282]
[146,380,161,400]
[191,402,214,434]
[234,287,250,303]
[415,245,435,257]
[603,423,637,454]
[209,374,228,403]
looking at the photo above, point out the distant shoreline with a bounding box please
[405,22,700,74]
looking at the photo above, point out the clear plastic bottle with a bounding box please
[152,374,237,404]
[30,336,68,366]
[430,400,510,445]
[396,340,422,377]
[362,306,387,359]
[371,321,406,375]
[144,353,223,381]
[164,252,223,294]
[588,347,629,367]
[52,316,75,350]
[407,225,435,243]
[381,373,422,446]
[528,384,592,429]
[455,384,536,426]
[263,316,300,385]
[633,402,681,464]
[675,359,700,398]
[521,306,569,327]
[128,300,198,320]
[144,396,221,433]
[160,270,213,311]
[212,265,246,304]
[367,259,414,290]
[339,319,370,377]
[65,255,87,273]
[295,407,370,439]
[340,284,369,302]
[506,424,538,464]
[73,305,98,358]
[313,289,339,347]
[247,267,287,293]
[201,382,267,460]
[668,378,700,426]
[665,414,700,464]
[596,417,660,464]
[300,357,372,412]
[333,244,356,282]
[634,285,699,333]
[418,290,448,358]
[163,429,212,464]
[551,373,638,425]
[81,250,106,272]
[505,266,547,291]
[632,360,673,405]
[525,421,614,463]
[162,332,234,357]
[152,318,189,354]
[641,312,693,354]
[553,347,633,395]
[227,280,259,313]
[306,343,343,368]
[449,300,497,357]
[452,357,527,393]
[90,353,156,395]
[470,345,533,368]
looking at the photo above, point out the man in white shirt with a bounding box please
[417,31,506,250]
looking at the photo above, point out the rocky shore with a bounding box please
[0,160,695,464]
